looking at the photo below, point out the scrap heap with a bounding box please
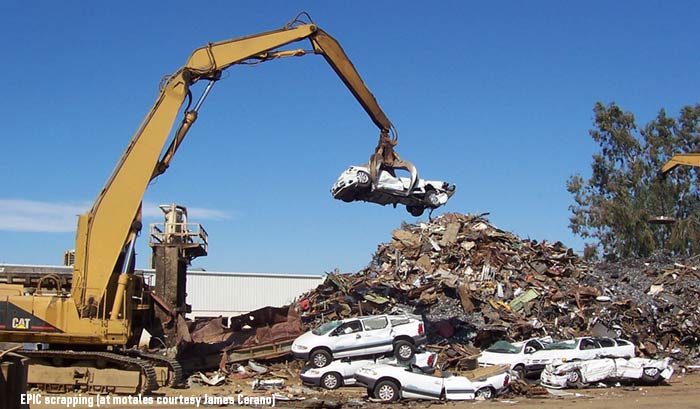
[296,213,700,363]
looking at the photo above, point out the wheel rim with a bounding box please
[426,192,440,207]
[398,345,412,359]
[644,367,659,377]
[313,353,327,367]
[323,374,338,389]
[357,172,369,184]
[378,384,395,401]
[568,371,579,383]
[477,388,493,399]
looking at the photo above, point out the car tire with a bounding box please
[424,190,441,208]
[309,349,332,368]
[407,206,425,217]
[512,365,526,380]
[321,372,342,390]
[475,386,496,400]
[393,340,416,362]
[641,367,661,385]
[357,170,371,187]
[566,369,584,389]
[374,380,400,402]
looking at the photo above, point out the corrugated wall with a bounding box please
[185,272,325,318]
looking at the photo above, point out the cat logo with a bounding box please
[12,317,31,330]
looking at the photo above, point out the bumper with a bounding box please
[354,374,376,389]
[413,334,428,345]
[292,350,310,361]
[300,374,322,387]
[540,371,568,389]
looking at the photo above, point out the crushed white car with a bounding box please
[478,337,552,379]
[331,165,455,216]
[523,337,635,378]
[300,350,437,390]
[355,364,510,402]
[540,357,673,389]
[292,314,426,368]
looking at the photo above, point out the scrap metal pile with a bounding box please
[295,213,700,364]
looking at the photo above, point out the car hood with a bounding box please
[293,331,323,347]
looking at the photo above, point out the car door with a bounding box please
[332,320,367,358]
[360,316,392,354]
[443,376,476,400]
[596,337,617,356]
[612,339,636,357]
[399,367,443,400]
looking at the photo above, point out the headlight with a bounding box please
[295,345,309,351]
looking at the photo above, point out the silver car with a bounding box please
[331,165,455,216]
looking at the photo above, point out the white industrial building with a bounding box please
[183,270,325,318]
[0,264,325,319]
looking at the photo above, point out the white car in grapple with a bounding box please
[523,337,635,378]
[478,337,552,379]
[355,364,510,402]
[541,357,673,389]
[331,165,456,217]
[300,350,437,390]
[292,314,427,368]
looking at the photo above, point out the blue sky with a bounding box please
[0,1,698,274]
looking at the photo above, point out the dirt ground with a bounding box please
[27,371,700,409]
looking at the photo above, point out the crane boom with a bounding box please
[71,19,414,313]
[661,153,700,175]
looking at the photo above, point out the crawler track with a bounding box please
[21,349,159,394]
[124,349,183,387]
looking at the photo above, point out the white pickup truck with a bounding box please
[292,314,427,368]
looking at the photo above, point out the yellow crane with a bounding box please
[0,13,419,393]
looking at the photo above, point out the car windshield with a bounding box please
[486,341,522,354]
[312,321,342,336]
[543,340,578,350]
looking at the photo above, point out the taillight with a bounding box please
[418,323,424,335]
[427,354,435,367]
[504,374,510,387]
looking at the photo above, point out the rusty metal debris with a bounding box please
[162,212,699,398]
[293,213,700,368]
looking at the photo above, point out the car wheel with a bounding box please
[374,380,400,402]
[642,367,661,384]
[309,349,332,368]
[512,365,525,380]
[321,372,342,390]
[356,170,371,187]
[475,386,495,400]
[407,205,425,217]
[566,370,584,388]
[424,190,441,208]
[393,340,416,361]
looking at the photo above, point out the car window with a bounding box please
[486,341,522,354]
[544,340,578,350]
[362,317,388,331]
[616,339,632,346]
[337,320,362,335]
[525,340,544,353]
[313,321,342,336]
[580,338,600,350]
[597,338,615,348]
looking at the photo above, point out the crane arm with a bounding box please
[72,19,415,313]
[661,153,700,175]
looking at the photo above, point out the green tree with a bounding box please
[568,102,700,260]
